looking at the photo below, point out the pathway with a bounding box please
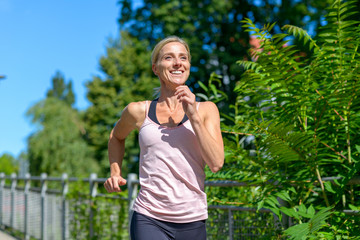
[0,230,17,240]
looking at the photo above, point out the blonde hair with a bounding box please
[151,36,191,65]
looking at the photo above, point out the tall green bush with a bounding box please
[67,181,129,240]
[208,0,360,238]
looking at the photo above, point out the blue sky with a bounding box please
[0,0,121,158]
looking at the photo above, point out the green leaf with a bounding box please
[308,207,332,233]
[355,145,360,154]
[276,191,292,202]
[349,204,360,211]
[265,196,280,208]
[196,93,209,101]
[280,206,298,218]
[284,223,309,240]
[307,205,315,218]
[257,199,265,211]
[197,81,208,92]
[324,181,336,194]
[210,84,218,96]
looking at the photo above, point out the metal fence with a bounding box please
[0,172,279,240]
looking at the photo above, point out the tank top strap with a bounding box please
[148,99,159,124]
[144,100,150,116]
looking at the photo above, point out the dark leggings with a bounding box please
[130,211,207,240]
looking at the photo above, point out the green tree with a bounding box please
[84,32,159,176]
[118,0,334,111]
[27,72,99,177]
[212,0,360,237]
[46,71,75,106]
[0,153,18,175]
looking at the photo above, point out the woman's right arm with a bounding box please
[104,101,146,193]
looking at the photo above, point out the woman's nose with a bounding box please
[173,57,181,66]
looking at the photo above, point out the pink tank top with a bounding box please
[132,101,208,223]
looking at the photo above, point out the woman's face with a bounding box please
[152,42,190,88]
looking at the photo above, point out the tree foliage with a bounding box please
[210,0,360,238]
[46,71,75,106]
[118,0,335,109]
[27,72,99,177]
[0,153,18,175]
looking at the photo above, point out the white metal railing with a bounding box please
[1,172,359,240]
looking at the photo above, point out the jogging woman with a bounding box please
[104,36,224,240]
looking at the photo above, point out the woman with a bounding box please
[104,36,224,240]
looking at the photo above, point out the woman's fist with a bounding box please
[104,176,127,193]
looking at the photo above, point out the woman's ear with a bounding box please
[152,64,158,76]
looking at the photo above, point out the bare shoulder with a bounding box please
[125,101,147,128]
[112,101,147,140]
[126,101,146,117]
[199,101,218,109]
[198,101,220,119]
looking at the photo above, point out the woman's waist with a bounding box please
[135,185,207,212]
[138,173,205,196]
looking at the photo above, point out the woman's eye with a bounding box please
[164,56,172,60]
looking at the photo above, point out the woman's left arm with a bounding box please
[175,86,224,173]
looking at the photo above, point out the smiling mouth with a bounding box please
[170,70,183,75]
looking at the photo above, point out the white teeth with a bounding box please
[171,71,182,74]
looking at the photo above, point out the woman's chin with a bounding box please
[161,78,187,89]
[172,78,187,85]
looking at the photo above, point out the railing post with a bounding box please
[10,173,17,229]
[61,173,68,240]
[0,173,5,229]
[89,173,97,239]
[228,208,233,240]
[24,173,31,240]
[40,173,47,240]
[127,174,138,229]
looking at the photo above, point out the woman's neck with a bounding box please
[158,87,182,112]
